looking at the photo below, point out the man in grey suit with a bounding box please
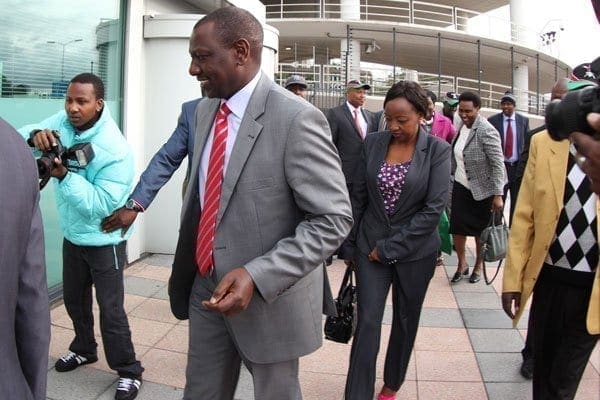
[488,92,530,224]
[326,79,377,191]
[168,7,352,400]
[0,117,50,400]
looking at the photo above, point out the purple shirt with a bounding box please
[377,160,411,216]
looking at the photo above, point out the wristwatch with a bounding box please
[124,199,143,212]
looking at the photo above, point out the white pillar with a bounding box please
[509,0,533,112]
[404,69,419,82]
[340,0,361,81]
[513,62,529,112]
[509,0,536,48]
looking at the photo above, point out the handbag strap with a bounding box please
[337,264,355,297]
[483,259,503,285]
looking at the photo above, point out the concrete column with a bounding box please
[513,61,529,112]
[341,38,361,81]
[340,0,361,82]
[404,69,419,82]
[509,0,533,112]
[509,0,536,48]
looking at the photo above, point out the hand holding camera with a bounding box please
[570,113,600,194]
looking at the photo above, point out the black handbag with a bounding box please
[324,264,357,343]
[479,210,509,285]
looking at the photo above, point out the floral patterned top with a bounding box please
[377,160,411,216]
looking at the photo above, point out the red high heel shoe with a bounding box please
[377,393,396,400]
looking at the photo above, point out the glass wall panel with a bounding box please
[0,0,125,294]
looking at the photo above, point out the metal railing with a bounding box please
[277,62,547,115]
[264,0,539,46]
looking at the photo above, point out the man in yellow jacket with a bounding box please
[502,109,600,399]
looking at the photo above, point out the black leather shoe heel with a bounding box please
[469,272,481,283]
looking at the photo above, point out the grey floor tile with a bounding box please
[468,328,525,353]
[151,284,170,300]
[476,352,528,382]
[142,253,174,268]
[461,309,514,329]
[418,307,465,328]
[97,380,183,400]
[455,292,503,309]
[451,280,498,293]
[486,382,532,400]
[124,276,167,298]
[46,367,116,400]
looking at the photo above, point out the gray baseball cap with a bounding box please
[284,75,308,89]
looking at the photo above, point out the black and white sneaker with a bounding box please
[115,376,142,400]
[55,351,98,372]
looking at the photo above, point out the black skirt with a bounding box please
[449,181,494,236]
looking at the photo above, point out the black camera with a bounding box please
[28,130,95,189]
[545,85,600,141]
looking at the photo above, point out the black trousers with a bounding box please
[344,251,437,400]
[531,267,599,400]
[63,239,144,378]
[503,161,519,225]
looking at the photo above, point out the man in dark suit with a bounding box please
[326,79,376,191]
[488,92,530,224]
[102,97,201,234]
[0,118,50,400]
[168,7,352,399]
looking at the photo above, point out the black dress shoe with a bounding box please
[520,357,534,379]
[469,271,481,283]
[450,267,469,283]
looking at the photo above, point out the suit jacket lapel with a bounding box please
[342,105,363,140]
[369,132,390,219]
[183,99,220,216]
[390,129,427,216]
[548,138,569,212]
[217,73,267,223]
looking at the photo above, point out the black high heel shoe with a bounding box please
[450,266,470,283]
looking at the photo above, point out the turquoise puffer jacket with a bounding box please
[19,106,134,246]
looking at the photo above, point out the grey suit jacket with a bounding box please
[339,129,451,264]
[488,112,530,162]
[168,73,353,364]
[0,118,50,400]
[452,114,507,200]
[326,104,376,186]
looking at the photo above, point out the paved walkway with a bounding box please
[47,251,599,400]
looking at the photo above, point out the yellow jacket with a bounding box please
[503,131,600,335]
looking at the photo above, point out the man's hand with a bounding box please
[203,267,255,316]
[570,113,600,194]
[31,129,60,152]
[501,291,521,319]
[101,207,138,237]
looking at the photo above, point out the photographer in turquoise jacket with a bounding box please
[19,73,144,400]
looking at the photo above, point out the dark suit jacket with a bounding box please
[488,112,530,162]
[130,98,202,208]
[0,118,50,400]
[339,128,451,264]
[326,103,376,186]
[168,74,352,364]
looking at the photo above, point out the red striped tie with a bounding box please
[195,103,232,276]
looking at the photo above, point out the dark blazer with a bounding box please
[340,128,451,264]
[130,98,202,208]
[488,112,530,161]
[168,73,352,364]
[326,103,376,186]
[0,118,50,400]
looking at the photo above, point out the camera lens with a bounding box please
[36,156,54,180]
[545,86,599,141]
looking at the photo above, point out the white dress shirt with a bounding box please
[198,72,261,206]
[503,114,518,163]
[454,124,471,189]
[346,101,368,138]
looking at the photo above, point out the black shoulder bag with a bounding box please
[324,264,357,343]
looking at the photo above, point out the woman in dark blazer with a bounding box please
[449,91,506,283]
[340,81,451,400]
